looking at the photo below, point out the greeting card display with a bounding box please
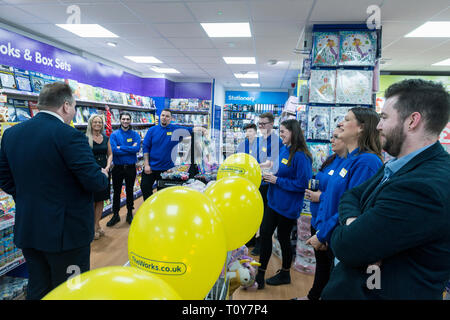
[307,142,332,175]
[336,69,373,105]
[330,106,352,136]
[307,106,331,140]
[312,32,339,66]
[339,31,377,66]
[308,70,336,104]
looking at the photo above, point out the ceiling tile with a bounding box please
[167,37,214,49]
[80,3,138,24]
[15,3,83,24]
[250,0,314,22]
[181,48,220,57]
[153,23,206,38]
[0,5,45,23]
[186,1,250,22]
[210,37,253,50]
[381,0,450,22]
[252,22,304,37]
[124,2,196,23]
[125,37,175,50]
[310,0,383,22]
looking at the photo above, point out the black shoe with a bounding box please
[255,270,265,290]
[126,211,133,224]
[266,269,291,286]
[106,213,120,227]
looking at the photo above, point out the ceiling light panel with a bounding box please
[56,24,119,38]
[150,66,180,74]
[201,23,251,37]
[124,56,162,63]
[405,22,450,37]
[223,57,256,64]
[234,73,259,79]
[241,83,260,87]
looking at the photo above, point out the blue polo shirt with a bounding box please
[110,127,141,165]
[315,148,383,244]
[142,124,192,171]
[236,137,260,162]
[310,155,345,229]
[267,145,312,219]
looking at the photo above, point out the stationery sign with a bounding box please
[225,91,288,105]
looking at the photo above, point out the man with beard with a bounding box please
[107,112,141,226]
[140,108,206,200]
[321,79,450,300]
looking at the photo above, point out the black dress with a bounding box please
[92,134,111,202]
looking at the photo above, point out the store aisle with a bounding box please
[90,196,314,300]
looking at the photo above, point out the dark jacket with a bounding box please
[0,112,108,252]
[322,142,450,300]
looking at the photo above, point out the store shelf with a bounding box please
[0,214,14,232]
[172,123,208,127]
[74,123,155,128]
[0,256,25,278]
[169,109,209,115]
[0,88,156,111]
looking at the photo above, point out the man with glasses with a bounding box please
[249,112,283,255]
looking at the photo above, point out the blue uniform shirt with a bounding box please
[142,124,192,171]
[110,128,141,165]
[310,155,345,229]
[236,137,260,162]
[267,145,312,219]
[315,148,383,244]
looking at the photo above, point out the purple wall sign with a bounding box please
[174,82,212,100]
[0,27,211,99]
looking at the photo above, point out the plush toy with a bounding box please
[226,246,261,295]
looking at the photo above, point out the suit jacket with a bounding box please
[322,142,450,300]
[0,112,108,253]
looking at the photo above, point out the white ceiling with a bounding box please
[0,0,449,90]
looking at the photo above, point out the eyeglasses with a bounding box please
[258,122,271,127]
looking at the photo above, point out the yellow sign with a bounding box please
[281,158,288,165]
[167,132,172,136]
[127,138,132,142]
[130,252,187,276]
[339,168,348,178]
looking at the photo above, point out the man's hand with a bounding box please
[346,217,357,225]
[262,173,277,184]
[101,168,108,177]
[133,142,138,147]
[144,165,152,175]
[306,235,327,251]
[305,189,322,203]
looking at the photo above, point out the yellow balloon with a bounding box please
[42,266,181,300]
[205,176,264,251]
[128,186,227,300]
[217,153,262,188]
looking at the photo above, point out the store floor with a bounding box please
[90,196,314,300]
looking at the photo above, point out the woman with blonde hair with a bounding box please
[86,114,113,240]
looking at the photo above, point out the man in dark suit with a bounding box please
[321,79,450,299]
[0,82,108,300]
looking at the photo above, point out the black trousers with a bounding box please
[259,206,297,270]
[22,245,90,300]
[112,164,136,214]
[140,170,164,201]
[307,225,335,300]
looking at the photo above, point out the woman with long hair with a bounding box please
[304,107,383,298]
[256,119,312,289]
[86,114,113,240]
[294,126,347,300]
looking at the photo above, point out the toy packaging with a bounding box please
[307,142,332,175]
[29,71,45,93]
[339,31,377,66]
[312,32,340,66]
[330,106,352,136]
[307,106,331,140]
[12,100,31,122]
[0,65,17,90]
[336,69,373,105]
[13,68,32,92]
[308,69,336,104]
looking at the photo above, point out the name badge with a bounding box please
[339,168,348,178]
[281,158,288,165]
[127,138,132,142]
[328,170,334,176]
[262,147,267,152]
[167,132,172,136]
